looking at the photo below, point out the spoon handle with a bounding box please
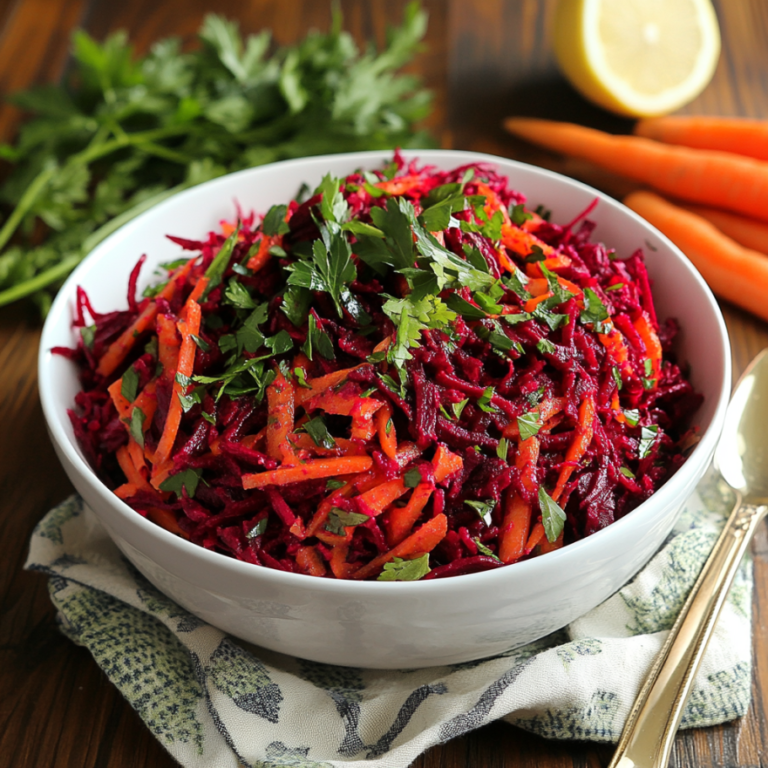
[608,495,767,768]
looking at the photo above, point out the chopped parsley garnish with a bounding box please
[638,425,659,459]
[465,499,496,526]
[160,468,204,499]
[324,508,369,535]
[377,554,431,581]
[121,365,139,402]
[404,468,423,488]
[539,487,566,543]
[302,416,337,449]
[517,411,541,441]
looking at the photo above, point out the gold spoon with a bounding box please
[608,349,768,768]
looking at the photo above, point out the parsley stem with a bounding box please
[0,181,188,307]
[0,124,191,257]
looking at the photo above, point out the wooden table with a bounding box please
[1,1,767,766]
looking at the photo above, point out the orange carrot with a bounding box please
[329,543,355,579]
[296,545,327,577]
[385,483,433,546]
[432,444,463,483]
[525,254,571,278]
[306,389,382,420]
[96,258,195,377]
[376,403,397,460]
[634,116,768,162]
[116,445,149,489]
[351,513,448,580]
[375,175,422,195]
[678,204,768,254]
[294,365,364,407]
[242,456,374,489]
[634,311,662,383]
[504,117,768,222]
[246,234,277,273]
[356,478,409,517]
[266,370,295,462]
[501,223,556,260]
[156,313,180,379]
[152,300,201,475]
[499,492,532,564]
[288,434,361,457]
[524,292,553,313]
[107,378,132,420]
[623,191,768,322]
[147,507,184,537]
[552,396,595,503]
[524,521,546,553]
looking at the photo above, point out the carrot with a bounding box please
[306,389,382,420]
[183,275,209,308]
[156,313,180,379]
[266,370,295,462]
[116,445,149,489]
[356,478,409,517]
[375,175,422,195]
[502,398,565,439]
[475,181,512,225]
[634,116,768,162]
[499,492,533,564]
[146,507,184,537]
[432,444,463,483]
[634,311,662,383]
[501,223,556,260]
[376,403,397,460]
[524,292,553,313]
[677,204,768,254]
[623,191,768,322]
[246,234,277,273]
[242,456,374,489]
[294,365,364,407]
[351,513,448,580]
[296,545,327,577]
[385,483,433,546]
[288,434,361,457]
[525,254,571,278]
[96,258,195,377]
[107,378,132,420]
[329,543,355,579]
[524,521,546,553]
[504,117,768,222]
[551,396,595,503]
[152,300,201,475]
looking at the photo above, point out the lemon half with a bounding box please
[553,0,721,117]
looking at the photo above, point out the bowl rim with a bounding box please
[38,147,732,595]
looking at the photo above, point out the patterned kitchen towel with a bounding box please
[25,466,752,768]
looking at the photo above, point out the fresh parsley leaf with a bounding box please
[612,366,623,391]
[285,224,356,316]
[121,365,139,402]
[623,409,640,427]
[465,499,496,525]
[127,407,146,448]
[537,338,556,355]
[293,368,311,388]
[236,305,268,354]
[452,398,469,420]
[265,330,294,355]
[580,287,610,330]
[517,411,541,441]
[510,203,532,226]
[445,292,487,320]
[246,517,268,539]
[315,174,348,224]
[326,478,346,491]
[302,313,335,361]
[262,204,290,236]
[80,325,95,350]
[377,554,431,581]
[620,466,636,479]
[404,467,423,488]
[476,386,497,413]
[204,226,239,297]
[539,487,566,543]
[342,219,385,238]
[325,508,369,535]
[474,538,501,561]
[303,416,336,449]
[638,425,659,459]
[160,468,203,499]
[224,278,258,309]
[605,282,624,292]
[191,334,211,352]
[496,437,509,461]
[281,284,311,327]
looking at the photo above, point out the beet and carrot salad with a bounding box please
[58,152,702,581]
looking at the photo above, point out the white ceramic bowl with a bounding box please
[39,150,730,669]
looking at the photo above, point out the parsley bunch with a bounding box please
[0,4,432,313]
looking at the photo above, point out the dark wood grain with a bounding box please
[0,1,766,767]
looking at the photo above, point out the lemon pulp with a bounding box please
[553,0,721,117]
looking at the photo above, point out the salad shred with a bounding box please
[59,152,702,581]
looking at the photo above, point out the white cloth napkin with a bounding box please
[25,466,752,768]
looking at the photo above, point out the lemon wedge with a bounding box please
[552,0,721,117]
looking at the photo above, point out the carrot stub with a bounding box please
[623,191,768,323]
[551,396,596,504]
[266,370,295,462]
[504,117,768,223]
